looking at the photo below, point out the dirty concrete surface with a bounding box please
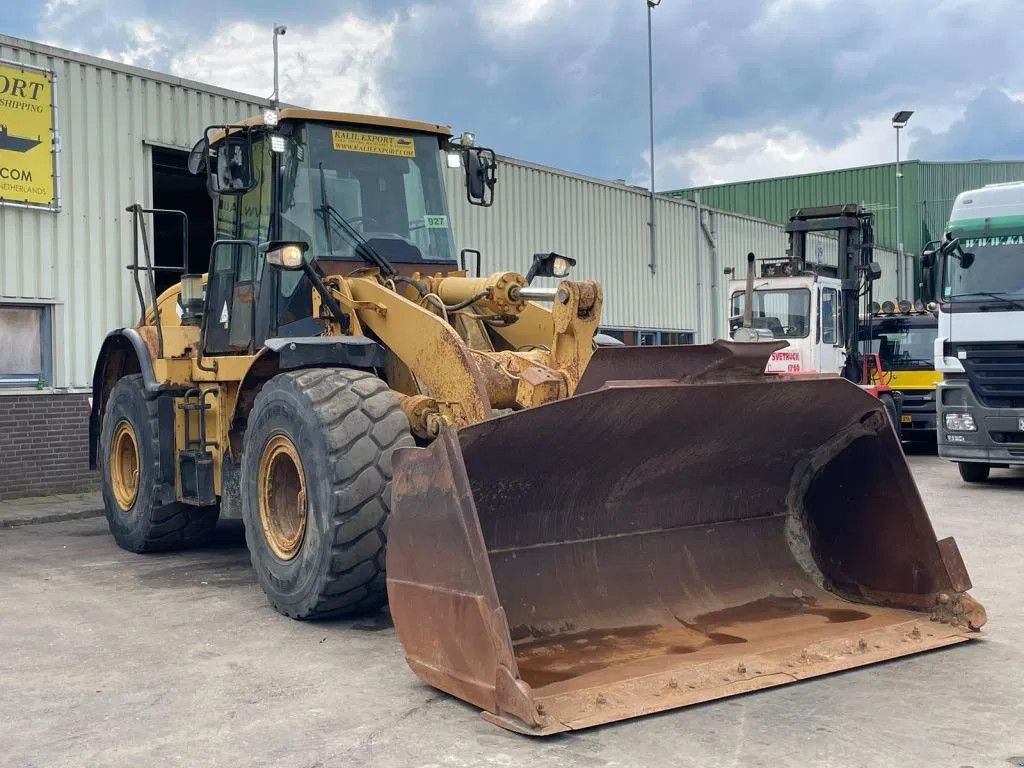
[2,452,1022,768]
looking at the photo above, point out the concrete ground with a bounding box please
[2,454,1022,768]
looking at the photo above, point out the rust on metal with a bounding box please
[387,343,985,735]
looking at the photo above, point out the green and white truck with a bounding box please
[923,181,1024,482]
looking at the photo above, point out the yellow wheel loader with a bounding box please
[89,108,985,735]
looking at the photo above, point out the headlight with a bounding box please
[552,255,572,278]
[944,412,977,432]
[266,243,306,269]
[263,108,280,127]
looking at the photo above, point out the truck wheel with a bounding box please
[879,393,900,437]
[241,368,413,619]
[958,462,990,483]
[100,375,219,552]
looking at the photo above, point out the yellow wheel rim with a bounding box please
[258,434,308,561]
[110,420,140,512]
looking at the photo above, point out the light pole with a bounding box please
[646,0,660,275]
[271,24,287,109]
[892,109,913,297]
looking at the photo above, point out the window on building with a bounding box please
[0,305,52,387]
[599,328,695,346]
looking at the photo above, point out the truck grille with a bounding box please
[898,390,935,414]
[955,342,1024,408]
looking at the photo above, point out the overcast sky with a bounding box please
[5,0,1024,188]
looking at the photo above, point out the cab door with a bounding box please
[203,138,273,356]
[817,281,844,374]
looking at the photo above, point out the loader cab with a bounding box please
[728,273,846,374]
[191,109,490,354]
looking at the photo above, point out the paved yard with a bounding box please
[2,454,1022,768]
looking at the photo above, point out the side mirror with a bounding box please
[525,252,576,284]
[959,251,975,269]
[264,241,308,270]
[464,147,497,207]
[203,126,256,195]
[920,249,936,269]
[187,137,208,175]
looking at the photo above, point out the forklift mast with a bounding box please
[785,204,880,383]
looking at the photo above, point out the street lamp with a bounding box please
[892,109,913,297]
[646,0,661,275]
[271,24,287,109]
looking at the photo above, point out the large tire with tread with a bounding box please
[100,375,219,552]
[958,462,990,483]
[240,368,413,620]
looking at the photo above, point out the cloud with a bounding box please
[911,89,1024,161]
[27,0,1024,186]
[168,15,397,114]
[479,0,570,30]
[654,115,893,188]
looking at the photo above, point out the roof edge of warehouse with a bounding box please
[0,34,286,108]
[664,157,1024,195]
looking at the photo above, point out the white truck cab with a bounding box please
[727,270,847,374]
[923,180,1024,481]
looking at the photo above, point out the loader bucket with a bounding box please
[387,341,985,735]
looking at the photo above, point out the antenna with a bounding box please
[271,24,287,109]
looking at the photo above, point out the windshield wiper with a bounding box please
[950,291,1024,312]
[315,164,395,277]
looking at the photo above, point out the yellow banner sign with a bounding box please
[331,129,416,158]
[0,63,55,207]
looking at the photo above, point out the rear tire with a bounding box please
[958,462,990,483]
[100,375,219,552]
[240,368,413,619]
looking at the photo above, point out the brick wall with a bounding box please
[0,393,96,500]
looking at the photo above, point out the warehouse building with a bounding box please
[0,34,899,498]
[668,159,1024,297]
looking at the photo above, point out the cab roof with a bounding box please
[241,108,453,137]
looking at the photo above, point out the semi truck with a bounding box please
[922,181,1024,481]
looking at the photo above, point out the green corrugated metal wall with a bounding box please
[667,160,1024,258]
[917,162,1024,248]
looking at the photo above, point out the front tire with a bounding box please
[241,368,413,619]
[879,393,900,438]
[958,462,990,483]
[100,375,218,552]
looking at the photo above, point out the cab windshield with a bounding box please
[944,234,1024,301]
[729,288,811,339]
[280,122,457,265]
[858,316,936,371]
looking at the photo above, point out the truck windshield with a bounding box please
[859,317,936,371]
[729,288,811,339]
[280,122,457,265]
[944,235,1024,301]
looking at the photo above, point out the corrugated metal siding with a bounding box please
[670,160,1024,263]
[446,158,901,340]
[917,161,1024,246]
[0,38,265,388]
[668,163,914,256]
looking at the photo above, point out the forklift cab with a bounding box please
[728,273,847,374]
